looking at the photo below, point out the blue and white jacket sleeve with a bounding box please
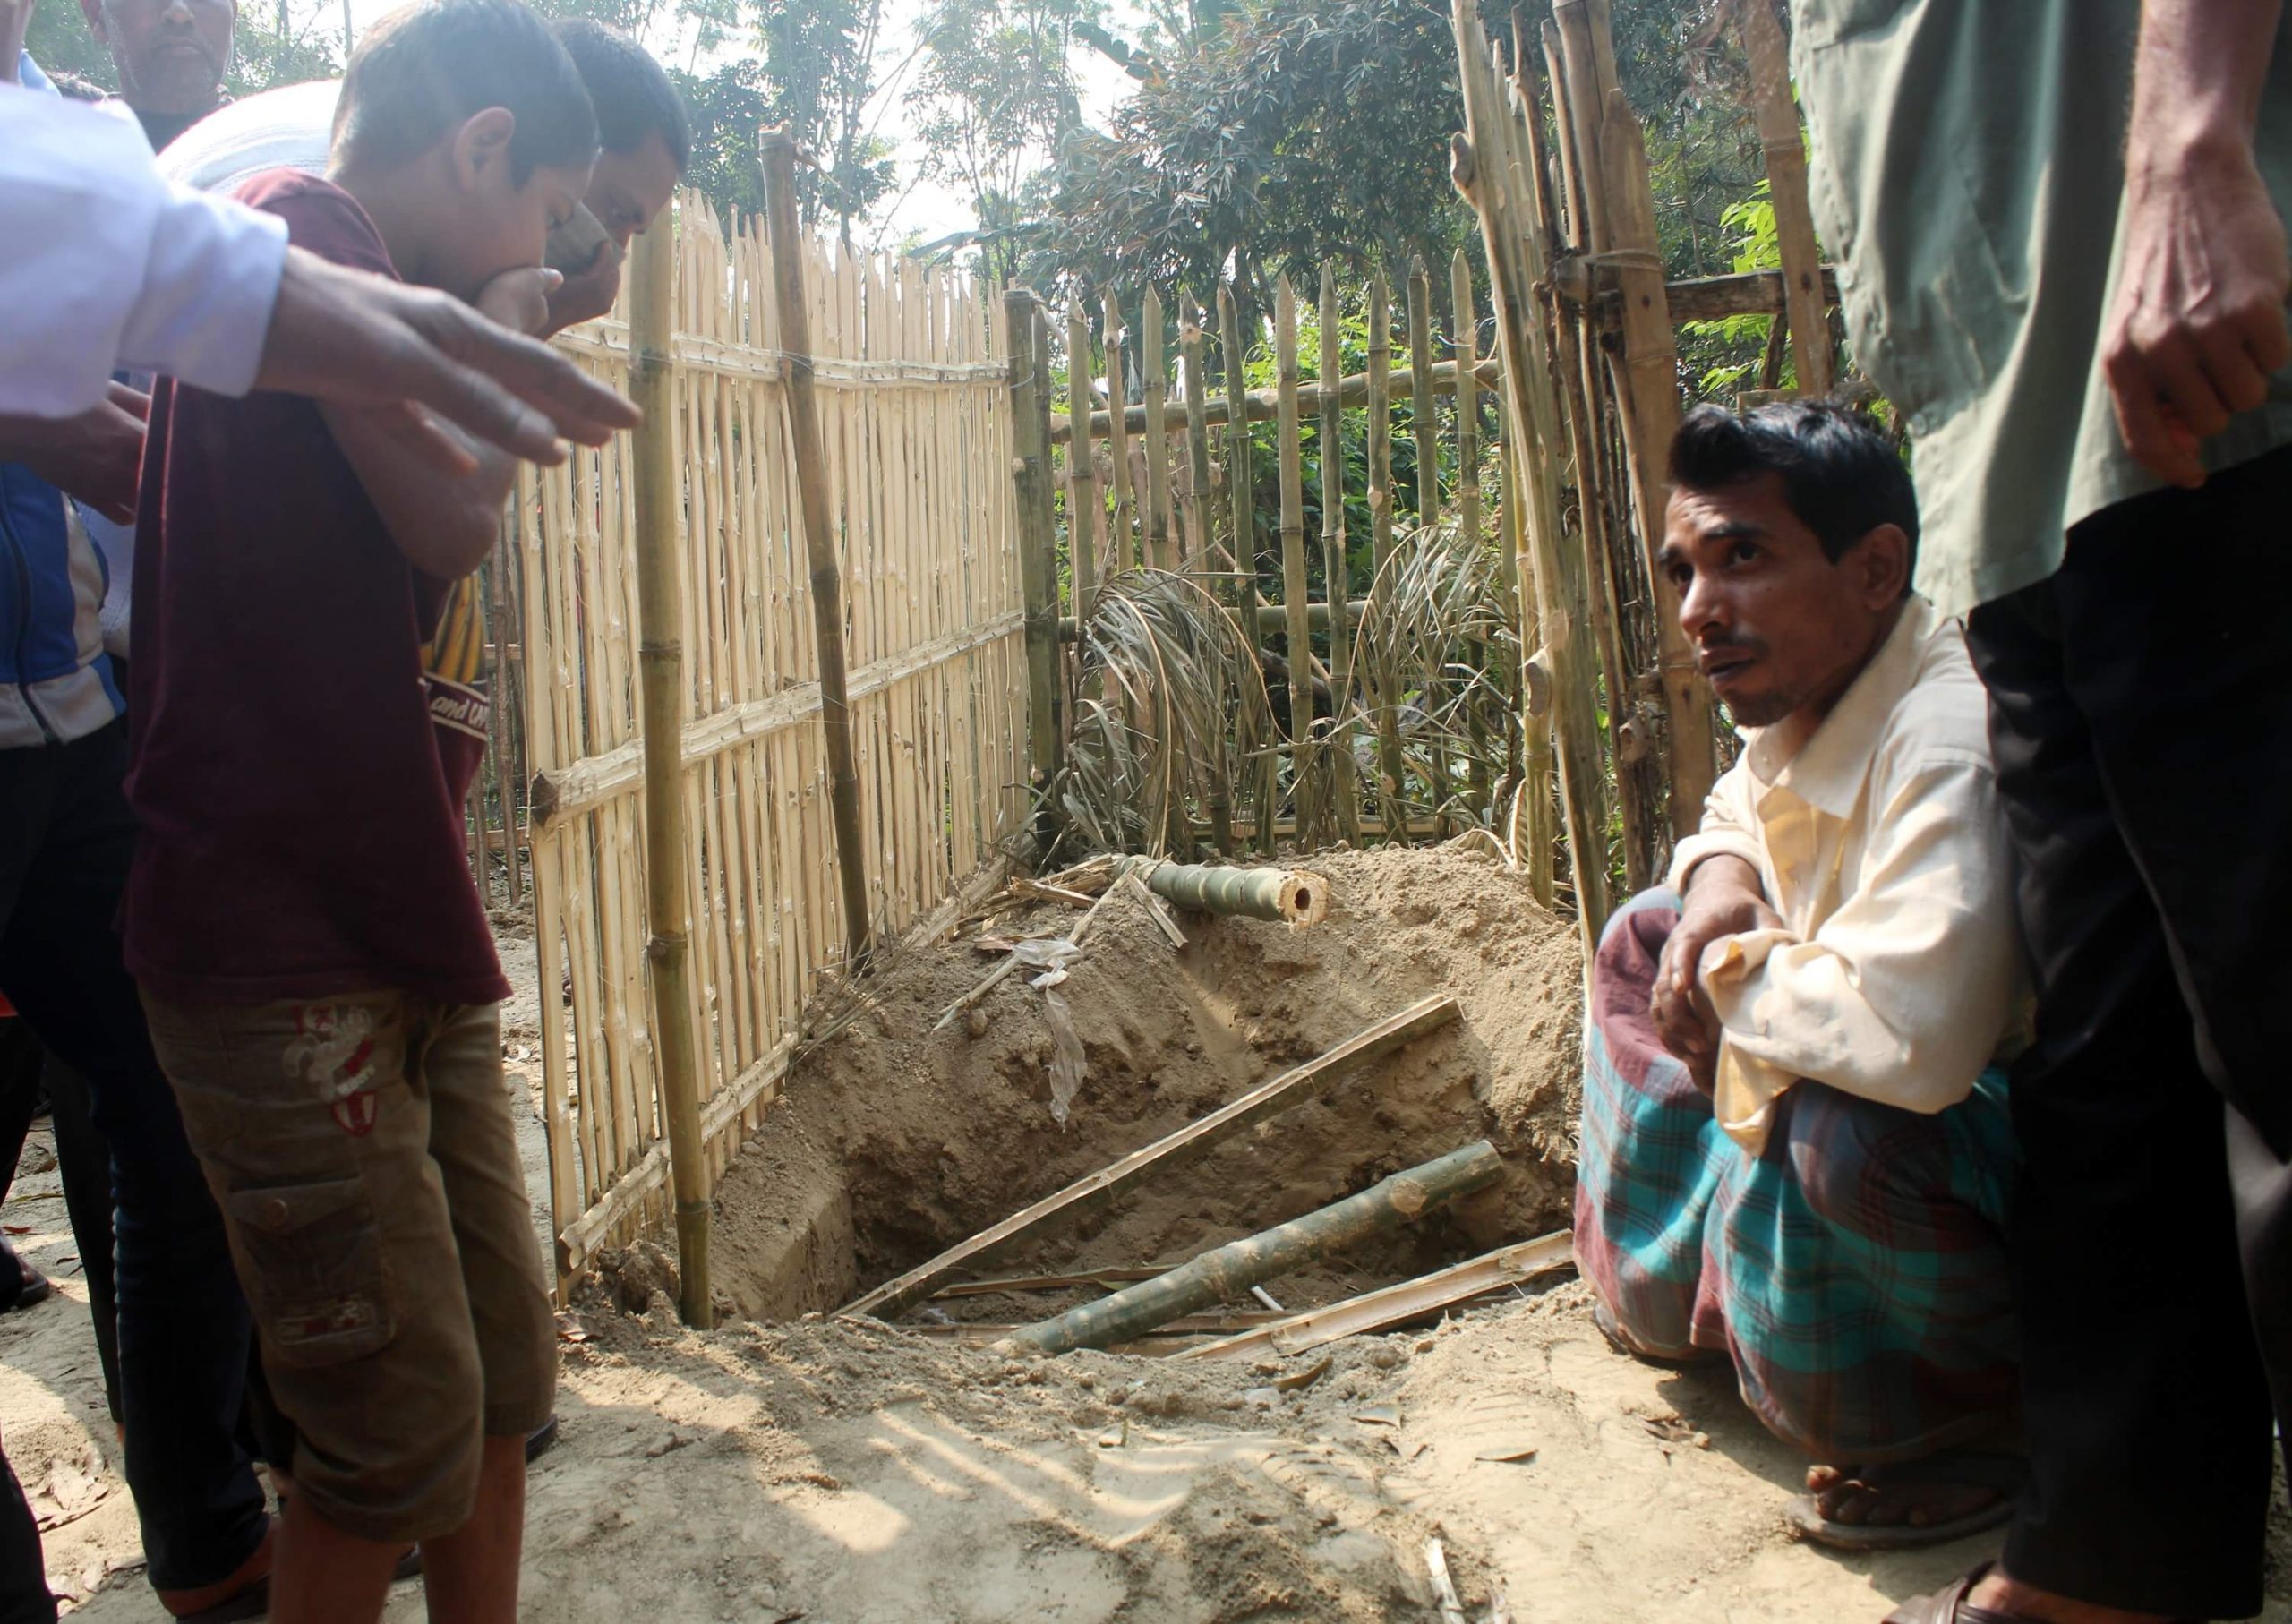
[0,82,288,417]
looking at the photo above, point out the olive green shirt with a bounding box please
[1791,0,2292,618]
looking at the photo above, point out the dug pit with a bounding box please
[669,844,1586,1340]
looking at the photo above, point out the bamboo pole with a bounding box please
[1003,1142,1505,1355]
[1367,269,1407,830]
[1180,294,1215,572]
[1142,286,1175,572]
[1005,288,1063,855]
[1318,265,1361,846]
[1103,289,1135,571]
[1053,355,1502,443]
[764,133,875,970]
[1452,248,1491,825]
[1408,256,1441,533]
[1220,282,1274,859]
[1450,0,1613,956]
[1597,85,1717,840]
[626,195,712,1329]
[1275,276,1312,807]
[1067,301,1099,622]
[1736,0,1833,397]
[1135,859,1331,924]
[1502,438,1554,907]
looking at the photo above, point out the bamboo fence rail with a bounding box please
[509,189,1027,1296]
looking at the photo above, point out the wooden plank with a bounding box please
[1176,1230,1575,1361]
[842,993,1462,1320]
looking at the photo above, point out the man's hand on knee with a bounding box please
[1653,856,1780,1091]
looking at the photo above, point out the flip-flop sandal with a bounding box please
[1786,1449,2025,1552]
[1,1252,52,1312]
[525,1414,560,1463]
[1884,1562,2202,1624]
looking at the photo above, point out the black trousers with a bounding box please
[0,1030,119,1420]
[1966,446,2292,1620]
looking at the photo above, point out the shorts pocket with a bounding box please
[225,1175,396,1367]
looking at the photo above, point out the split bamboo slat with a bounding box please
[1452,249,1490,825]
[507,184,1026,1300]
[1366,271,1407,825]
[1735,0,1833,397]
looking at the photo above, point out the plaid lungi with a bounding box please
[1574,888,2020,1462]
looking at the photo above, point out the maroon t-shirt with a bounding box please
[124,170,508,1006]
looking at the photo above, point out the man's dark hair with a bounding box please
[1670,400,1919,577]
[552,18,690,171]
[334,0,599,186]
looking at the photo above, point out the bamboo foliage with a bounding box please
[513,189,1026,1296]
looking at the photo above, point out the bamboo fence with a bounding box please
[507,189,1028,1295]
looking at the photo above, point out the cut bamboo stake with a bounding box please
[1318,265,1361,846]
[1502,440,1555,909]
[1450,0,1614,958]
[1275,277,1312,804]
[1426,1538,1470,1624]
[1409,256,1441,532]
[1103,289,1135,570]
[763,132,873,972]
[1219,282,1276,859]
[1736,0,1833,397]
[1067,301,1099,622]
[626,196,712,1329]
[1177,1230,1573,1361]
[1001,1141,1504,1355]
[1142,286,1174,572]
[848,994,1460,1319]
[1135,859,1331,925]
[1005,288,1063,856]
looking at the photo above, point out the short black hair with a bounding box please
[552,19,690,171]
[335,0,599,186]
[1670,400,1919,578]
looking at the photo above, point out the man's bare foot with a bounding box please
[1962,1568,2170,1624]
[1807,1460,2006,1531]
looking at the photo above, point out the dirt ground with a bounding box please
[7,843,2290,1620]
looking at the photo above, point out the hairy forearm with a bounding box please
[2128,0,2285,167]
[323,405,515,579]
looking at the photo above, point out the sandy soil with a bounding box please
[7,845,2290,1620]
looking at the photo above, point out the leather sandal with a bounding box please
[1885,1564,2040,1624]
[1785,1448,2024,1551]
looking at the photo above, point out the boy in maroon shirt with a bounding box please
[124,3,600,1618]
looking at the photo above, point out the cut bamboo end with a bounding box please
[1277,870,1332,927]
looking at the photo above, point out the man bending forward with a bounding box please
[1575,402,2026,1549]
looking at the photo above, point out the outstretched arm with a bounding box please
[2103,0,2292,486]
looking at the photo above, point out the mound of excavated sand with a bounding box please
[691,843,1586,1324]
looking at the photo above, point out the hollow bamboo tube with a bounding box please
[627,192,712,1329]
[1142,286,1175,572]
[1103,289,1135,571]
[1736,0,1833,397]
[1136,859,1331,925]
[1275,278,1313,796]
[1318,266,1360,846]
[1067,301,1099,622]
[1003,1142,1504,1355]
[1409,256,1440,532]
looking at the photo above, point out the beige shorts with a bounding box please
[141,991,555,1545]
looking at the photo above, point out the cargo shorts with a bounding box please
[140,992,555,1545]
